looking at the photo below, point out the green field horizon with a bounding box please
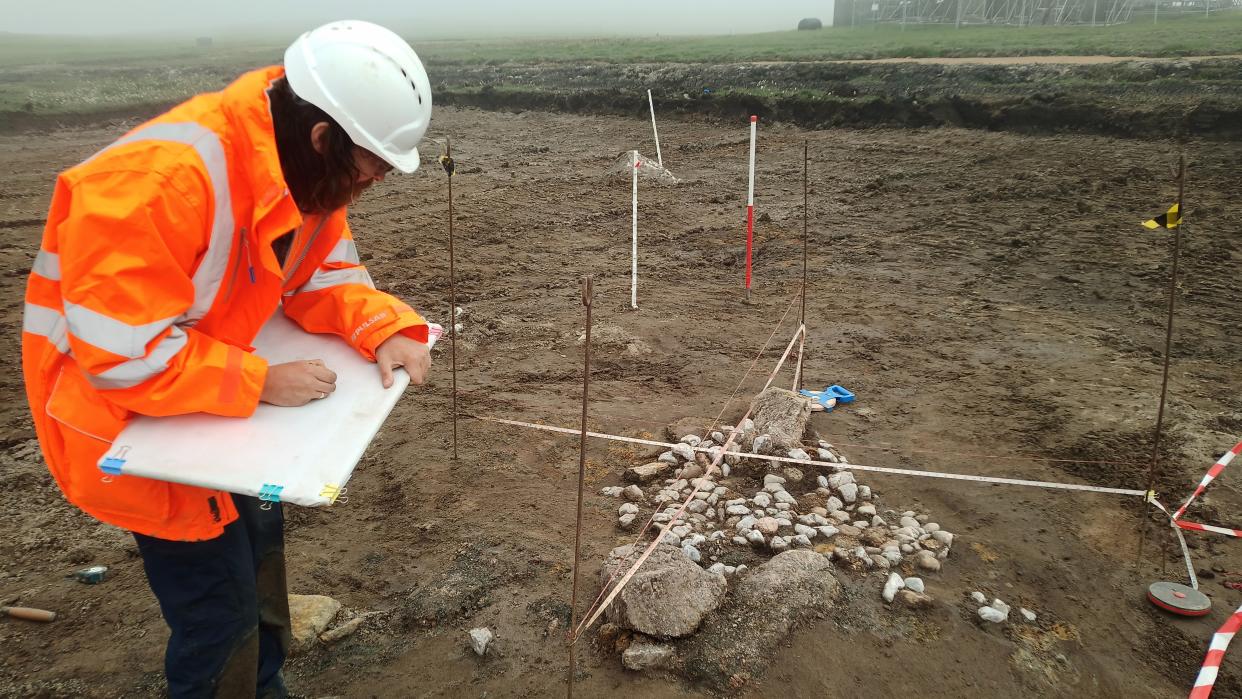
[1,10,1239,70]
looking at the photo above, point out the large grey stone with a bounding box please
[626,462,671,484]
[750,388,811,451]
[838,482,859,504]
[882,572,904,602]
[681,550,840,689]
[752,434,774,455]
[468,627,494,656]
[671,443,696,462]
[602,544,727,638]
[622,485,645,502]
[622,635,675,671]
[289,594,341,655]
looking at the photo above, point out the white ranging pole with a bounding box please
[631,150,639,309]
[647,89,663,168]
[744,115,757,299]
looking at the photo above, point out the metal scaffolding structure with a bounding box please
[833,0,1236,26]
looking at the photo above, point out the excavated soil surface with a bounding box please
[431,57,1242,139]
[1,106,1240,698]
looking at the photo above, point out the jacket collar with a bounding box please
[220,66,303,255]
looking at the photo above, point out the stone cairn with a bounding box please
[599,389,956,584]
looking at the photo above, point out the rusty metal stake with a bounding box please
[1137,153,1186,566]
[439,139,459,461]
[794,140,810,392]
[567,275,594,699]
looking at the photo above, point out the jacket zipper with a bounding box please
[285,216,331,284]
[244,233,255,284]
[220,227,249,303]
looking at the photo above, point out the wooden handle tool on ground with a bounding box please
[1,606,57,622]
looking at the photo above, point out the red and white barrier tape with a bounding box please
[1147,495,1202,590]
[1190,603,1242,699]
[1149,441,1242,697]
[1174,441,1242,521]
[1177,520,1242,539]
[1165,440,1242,545]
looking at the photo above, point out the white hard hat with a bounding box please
[284,20,432,173]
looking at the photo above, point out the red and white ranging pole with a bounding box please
[745,115,757,301]
[631,150,639,310]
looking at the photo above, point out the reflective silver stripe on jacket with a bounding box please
[26,302,187,390]
[32,249,60,280]
[63,302,180,359]
[323,238,360,265]
[86,121,235,325]
[64,121,237,388]
[23,303,70,354]
[297,267,374,294]
[87,327,190,390]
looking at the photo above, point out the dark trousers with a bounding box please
[134,496,291,699]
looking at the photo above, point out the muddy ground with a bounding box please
[1,103,1240,698]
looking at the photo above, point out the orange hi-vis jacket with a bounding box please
[22,66,428,542]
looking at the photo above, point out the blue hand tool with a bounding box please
[799,385,856,412]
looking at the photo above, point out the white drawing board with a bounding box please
[98,311,440,507]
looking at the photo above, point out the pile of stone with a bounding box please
[882,573,933,609]
[971,591,1037,624]
[600,388,956,578]
[594,388,963,679]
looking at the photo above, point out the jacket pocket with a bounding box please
[47,366,173,527]
[45,365,127,444]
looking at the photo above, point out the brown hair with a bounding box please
[268,77,362,214]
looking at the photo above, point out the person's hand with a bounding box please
[375,334,431,388]
[259,359,337,406]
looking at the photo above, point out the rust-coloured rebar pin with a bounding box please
[794,140,810,391]
[1136,153,1186,566]
[567,274,594,699]
[440,138,459,461]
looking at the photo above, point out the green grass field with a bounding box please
[0,11,1238,117]
[0,35,282,69]
[416,11,1242,63]
[2,10,1239,69]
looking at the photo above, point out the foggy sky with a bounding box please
[1,1,835,38]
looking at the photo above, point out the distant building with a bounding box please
[798,17,824,29]
[833,0,1145,25]
[196,37,213,48]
